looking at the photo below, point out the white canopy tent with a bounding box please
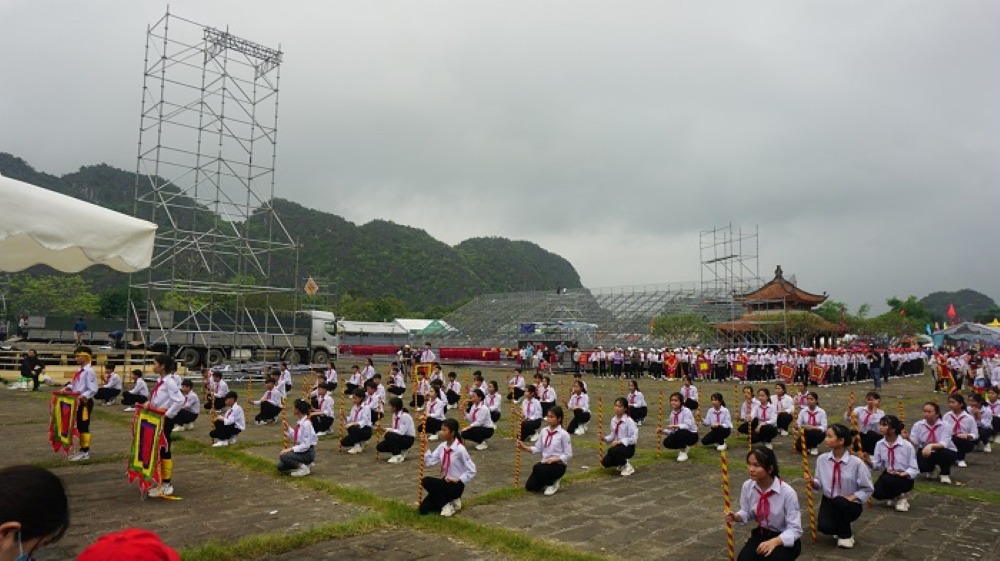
[0,173,156,273]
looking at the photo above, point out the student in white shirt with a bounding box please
[325,361,339,391]
[65,347,98,462]
[340,389,374,454]
[278,362,293,394]
[95,364,122,405]
[724,447,802,560]
[518,385,543,443]
[420,418,475,517]
[908,401,957,484]
[506,368,526,401]
[771,382,795,436]
[601,398,638,476]
[278,399,317,477]
[658,392,699,462]
[460,390,495,450]
[681,375,700,411]
[387,366,406,397]
[870,415,919,512]
[846,391,884,455]
[794,392,827,455]
[121,369,149,411]
[209,391,245,447]
[377,397,416,463]
[701,392,733,451]
[627,379,648,426]
[172,379,200,432]
[309,383,335,435]
[253,377,284,425]
[361,358,376,381]
[204,371,229,412]
[751,388,779,448]
[518,406,572,496]
[484,381,503,423]
[445,371,461,409]
[811,424,874,549]
[969,393,994,453]
[565,380,591,435]
[345,365,363,396]
[944,393,978,467]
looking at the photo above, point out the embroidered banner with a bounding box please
[733,361,747,380]
[49,392,80,455]
[809,364,826,384]
[778,364,795,383]
[127,405,168,494]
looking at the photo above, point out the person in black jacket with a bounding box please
[20,349,46,391]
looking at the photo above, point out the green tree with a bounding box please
[653,314,716,345]
[814,300,847,323]
[9,275,100,316]
[856,303,871,319]
[98,287,131,319]
[886,295,932,324]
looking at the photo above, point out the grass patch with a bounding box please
[179,513,387,561]
[30,453,128,470]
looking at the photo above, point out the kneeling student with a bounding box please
[172,379,200,432]
[377,397,416,463]
[340,389,373,454]
[420,418,476,517]
[518,406,572,496]
[253,377,284,425]
[461,389,495,450]
[278,399,317,477]
[309,382,335,435]
[209,392,244,447]
[601,397,637,476]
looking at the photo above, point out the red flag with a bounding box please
[899,309,906,316]
[947,303,957,321]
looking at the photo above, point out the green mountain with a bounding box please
[0,153,583,315]
[920,289,1000,324]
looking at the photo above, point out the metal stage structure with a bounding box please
[128,10,300,365]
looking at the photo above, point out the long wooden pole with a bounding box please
[513,402,523,487]
[799,428,817,542]
[281,397,289,448]
[417,414,428,506]
[721,449,735,561]
[597,397,605,463]
[656,390,664,458]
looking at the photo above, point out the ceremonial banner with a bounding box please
[809,364,826,384]
[127,405,168,494]
[665,357,678,379]
[697,360,711,377]
[49,392,80,455]
[732,361,747,380]
[778,364,795,383]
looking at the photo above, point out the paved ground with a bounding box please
[3,369,998,560]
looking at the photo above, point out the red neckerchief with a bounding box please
[807,409,818,426]
[755,482,778,529]
[293,423,300,444]
[926,422,939,444]
[393,412,400,430]
[441,445,453,476]
[613,417,622,439]
[544,428,557,448]
[886,442,897,470]
[950,413,962,436]
[830,455,843,496]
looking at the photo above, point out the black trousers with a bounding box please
[750,422,778,444]
[663,429,699,449]
[817,496,863,539]
[340,425,373,447]
[860,431,880,455]
[490,410,501,423]
[953,436,976,460]
[701,426,731,446]
[419,478,464,514]
[506,388,524,401]
[872,472,914,501]
[425,417,444,435]
[566,409,591,433]
[387,386,405,396]
[205,396,226,411]
[461,426,494,444]
[684,398,699,412]
[628,406,648,423]
[446,390,459,405]
[738,529,801,561]
[311,415,334,433]
[601,443,635,468]
[376,432,415,455]
[525,462,566,492]
[209,421,240,441]
[519,418,542,442]
[795,429,825,451]
[255,401,282,423]
[916,448,956,476]
[122,393,147,406]
[95,388,120,402]
[776,412,793,432]
[978,426,995,445]
[174,410,198,426]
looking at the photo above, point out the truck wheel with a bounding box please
[311,349,329,365]
[206,348,226,366]
[178,348,201,369]
[283,349,302,365]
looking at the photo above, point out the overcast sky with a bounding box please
[2,1,998,313]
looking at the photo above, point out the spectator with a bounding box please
[73,317,87,346]
[17,315,28,339]
[19,349,45,392]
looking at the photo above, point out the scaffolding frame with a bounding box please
[128,9,299,364]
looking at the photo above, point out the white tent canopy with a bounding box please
[0,173,156,273]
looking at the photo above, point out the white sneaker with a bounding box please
[348,443,363,454]
[716,443,727,451]
[212,440,229,447]
[452,498,462,511]
[636,420,643,426]
[765,443,773,450]
[886,499,895,508]
[388,455,403,464]
[924,472,935,480]
[290,465,311,477]
[123,407,136,412]
[574,427,585,436]
[984,443,992,453]
[148,483,174,497]
[957,460,968,468]
[810,448,818,456]
[475,442,489,451]
[677,447,689,462]
[68,451,90,462]
[255,420,265,426]
[621,461,635,476]
[173,424,186,432]
[316,431,328,437]
[228,437,238,445]
[440,502,456,517]
[581,423,588,433]
[836,536,855,549]
[428,434,439,442]
[895,498,910,512]
[543,480,560,496]
[780,430,789,436]
[940,474,952,485]
[185,423,194,431]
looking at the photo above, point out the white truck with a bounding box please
[138,309,339,369]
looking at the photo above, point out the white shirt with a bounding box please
[345,402,373,428]
[466,402,495,429]
[256,387,284,408]
[223,403,246,431]
[288,416,318,452]
[314,393,335,417]
[771,394,794,415]
[128,377,149,397]
[813,451,874,502]
[752,401,778,426]
[703,406,733,429]
[909,419,956,452]
[508,375,526,390]
[181,392,200,415]
[529,426,573,464]
[627,390,647,409]
[604,414,638,446]
[521,398,542,421]
[735,478,802,548]
[665,407,697,433]
[424,440,476,484]
[69,363,98,399]
[387,410,416,437]
[425,398,446,421]
[567,392,590,413]
[797,406,828,432]
[849,406,884,433]
[485,391,502,413]
[420,348,437,363]
[680,385,699,403]
[871,437,919,479]
[149,376,185,419]
[103,372,122,390]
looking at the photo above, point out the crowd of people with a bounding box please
[29,343,1000,559]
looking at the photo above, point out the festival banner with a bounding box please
[732,361,747,380]
[49,392,80,455]
[809,364,826,384]
[778,364,795,383]
[697,360,711,377]
[127,405,168,494]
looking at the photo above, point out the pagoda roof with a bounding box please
[715,310,839,333]
[736,265,827,307]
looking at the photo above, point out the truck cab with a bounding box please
[303,310,339,364]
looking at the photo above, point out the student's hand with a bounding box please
[445,477,459,483]
[811,479,821,490]
[280,447,291,454]
[723,510,741,524]
[756,537,782,557]
[610,440,621,447]
[921,445,934,457]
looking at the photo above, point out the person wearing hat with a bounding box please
[63,346,98,462]
[77,528,179,561]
